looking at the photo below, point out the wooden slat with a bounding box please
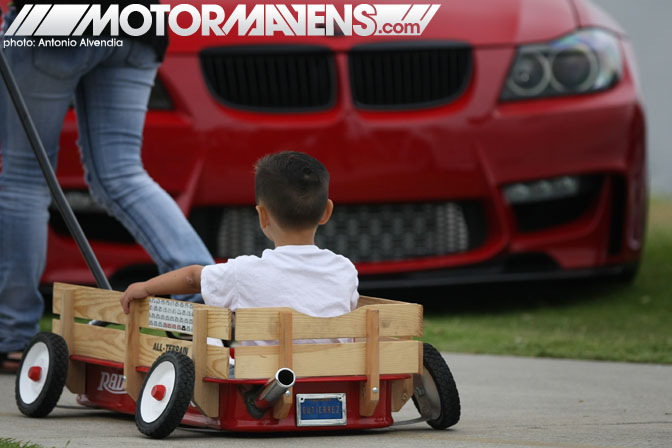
[273,311,293,419]
[52,283,232,340]
[278,311,293,370]
[124,302,142,400]
[234,340,422,379]
[53,283,142,325]
[192,309,220,417]
[141,338,229,379]
[52,320,230,379]
[390,377,414,412]
[53,319,125,362]
[235,303,422,341]
[204,345,231,379]
[360,309,380,416]
[58,289,85,394]
[138,334,190,367]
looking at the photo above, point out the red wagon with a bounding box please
[15,283,460,438]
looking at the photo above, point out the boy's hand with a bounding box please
[120,282,150,314]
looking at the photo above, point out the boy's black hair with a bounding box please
[255,151,330,230]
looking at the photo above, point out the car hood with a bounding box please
[421,0,578,45]
[165,0,578,53]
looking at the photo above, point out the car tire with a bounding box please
[616,261,641,283]
[135,351,194,439]
[15,332,69,418]
[412,343,461,430]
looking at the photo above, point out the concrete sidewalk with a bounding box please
[1,353,670,448]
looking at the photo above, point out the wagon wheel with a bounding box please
[412,343,461,429]
[135,351,194,439]
[15,332,69,418]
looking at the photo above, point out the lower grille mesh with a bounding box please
[192,202,485,263]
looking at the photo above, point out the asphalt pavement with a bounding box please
[0,354,672,448]
[1,353,670,448]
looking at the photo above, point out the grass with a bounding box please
[0,441,69,448]
[418,197,672,363]
[0,439,48,448]
[39,199,672,364]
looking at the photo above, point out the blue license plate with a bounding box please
[296,393,347,426]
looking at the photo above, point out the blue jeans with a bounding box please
[0,14,214,352]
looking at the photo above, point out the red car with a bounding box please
[10,0,647,288]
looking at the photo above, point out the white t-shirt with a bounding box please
[201,245,359,344]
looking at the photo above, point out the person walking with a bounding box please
[0,1,215,371]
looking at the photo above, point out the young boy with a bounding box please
[120,151,359,343]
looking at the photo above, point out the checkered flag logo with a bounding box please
[5,4,93,36]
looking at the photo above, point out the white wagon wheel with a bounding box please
[135,351,194,439]
[15,332,69,417]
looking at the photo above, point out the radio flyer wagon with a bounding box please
[15,283,460,438]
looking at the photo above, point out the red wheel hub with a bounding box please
[27,366,42,382]
[151,384,166,401]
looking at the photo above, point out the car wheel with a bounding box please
[15,332,69,418]
[615,261,641,283]
[135,351,194,439]
[412,343,461,429]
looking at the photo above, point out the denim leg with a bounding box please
[0,44,82,351]
[75,40,214,301]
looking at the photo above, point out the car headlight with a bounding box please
[500,29,623,101]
